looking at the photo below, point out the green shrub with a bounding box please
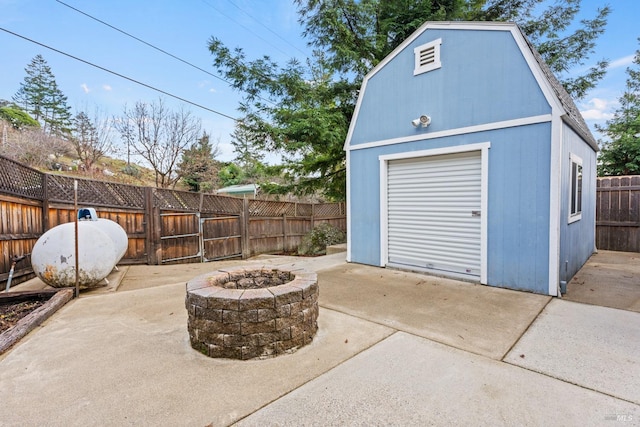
[0,105,40,129]
[121,164,141,177]
[298,223,346,256]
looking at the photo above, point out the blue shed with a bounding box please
[345,22,597,296]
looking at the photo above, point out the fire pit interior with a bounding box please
[185,265,318,360]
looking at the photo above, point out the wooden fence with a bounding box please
[0,155,345,288]
[596,175,640,252]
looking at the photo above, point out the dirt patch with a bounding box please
[1,300,46,333]
[0,289,74,355]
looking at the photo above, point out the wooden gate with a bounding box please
[201,215,242,261]
[160,212,201,264]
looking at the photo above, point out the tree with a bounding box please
[0,127,70,168]
[0,104,40,129]
[209,0,610,199]
[597,41,640,176]
[299,0,610,99]
[230,121,265,182]
[177,132,221,192]
[70,108,113,172]
[218,163,245,187]
[115,98,202,188]
[13,54,72,136]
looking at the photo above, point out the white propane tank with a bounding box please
[31,222,116,289]
[94,218,128,262]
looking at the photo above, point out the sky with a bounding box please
[0,0,638,164]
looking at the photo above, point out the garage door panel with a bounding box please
[387,151,481,278]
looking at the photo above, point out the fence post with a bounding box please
[241,198,250,259]
[282,213,288,253]
[41,173,50,232]
[145,187,162,265]
[310,203,315,230]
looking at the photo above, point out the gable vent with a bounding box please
[418,46,436,67]
[414,38,442,75]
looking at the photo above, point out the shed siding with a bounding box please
[559,124,597,283]
[349,29,551,147]
[349,123,552,291]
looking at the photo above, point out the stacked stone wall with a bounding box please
[186,265,318,360]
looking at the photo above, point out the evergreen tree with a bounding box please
[177,132,220,192]
[209,0,610,199]
[230,121,265,182]
[13,54,72,136]
[597,41,640,176]
[218,163,245,188]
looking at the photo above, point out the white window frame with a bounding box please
[569,153,583,223]
[413,38,442,75]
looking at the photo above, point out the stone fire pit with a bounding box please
[185,265,318,360]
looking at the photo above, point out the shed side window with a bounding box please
[569,154,583,223]
[414,38,442,75]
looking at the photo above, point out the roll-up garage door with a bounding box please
[387,151,481,278]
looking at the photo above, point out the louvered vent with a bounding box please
[418,45,436,67]
[414,38,442,75]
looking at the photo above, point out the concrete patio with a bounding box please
[0,251,638,426]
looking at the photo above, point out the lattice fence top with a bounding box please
[154,188,202,211]
[201,193,243,214]
[313,202,344,217]
[47,174,146,208]
[249,200,296,217]
[296,203,313,217]
[0,155,44,200]
[0,155,346,217]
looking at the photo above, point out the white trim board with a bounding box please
[548,114,563,297]
[379,142,490,284]
[343,21,567,151]
[349,115,551,152]
[346,149,352,262]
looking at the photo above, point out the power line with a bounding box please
[225,0,308,57]
[55,0,277,107]
[0,27,238,122]
[199,0,292,58]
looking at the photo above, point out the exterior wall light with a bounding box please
[412,115,431,128]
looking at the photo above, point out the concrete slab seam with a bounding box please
[499,296,553,361]
[319,302,505,361]
[501,359,640,406]
[231,312,398,426]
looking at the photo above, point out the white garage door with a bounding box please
[387,150,482,278]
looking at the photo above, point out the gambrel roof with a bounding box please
[521,31,597,150]
[345,21,598,151]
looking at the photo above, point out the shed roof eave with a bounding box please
[561,115,599,152]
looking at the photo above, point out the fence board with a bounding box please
[596,176,640,252]
[0,155,346,287]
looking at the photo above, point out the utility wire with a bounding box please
[199,0,292,57]
[225,0,308,57]
[54,0,276,107]
[0,27,238,121]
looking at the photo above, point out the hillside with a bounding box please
[0,117,186,189]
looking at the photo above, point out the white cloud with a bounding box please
[102,84,112,91]
[209,88,217,93]
[580,97,617,121]
[609,54,635,70]
[80,83,90,93]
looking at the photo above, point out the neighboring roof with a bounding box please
[217,184,259,195]
[345,21,598,151]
